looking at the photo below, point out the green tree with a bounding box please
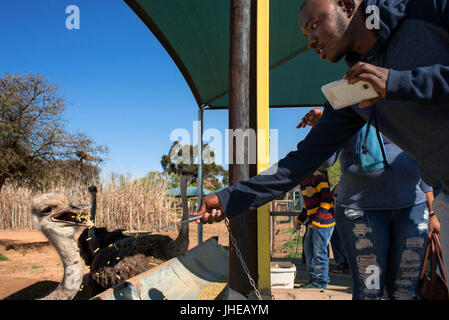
[161,141,228,189]
[0,72,108,193]
[327,158,341,189]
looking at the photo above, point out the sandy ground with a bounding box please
[0,220,352,300]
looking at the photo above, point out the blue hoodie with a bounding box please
[324,132,432,210]
[216,0,449,218]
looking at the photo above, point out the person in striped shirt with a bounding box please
[294,170,335,289]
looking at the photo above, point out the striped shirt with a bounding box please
[296,173,335,228]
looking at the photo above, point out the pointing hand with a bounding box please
[296,108,323,128]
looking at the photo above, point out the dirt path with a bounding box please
[0,230,75,300]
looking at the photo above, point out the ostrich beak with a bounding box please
[50,203,92,227]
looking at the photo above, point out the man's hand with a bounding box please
[429,214,440,236]
[296,108,323,128]
[294,221,301,231]
[343,62,390,109]
[193,193,226,224]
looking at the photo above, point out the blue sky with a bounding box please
[0,0,313,179]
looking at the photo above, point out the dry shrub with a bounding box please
[96,175,179,232]
[0,174,180,231]
[0,185,34,230]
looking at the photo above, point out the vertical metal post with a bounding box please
[197,105,204,245]
[228,0,258,296]
[256,0,271,296]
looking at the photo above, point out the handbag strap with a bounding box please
[419,233,432,280]
[431,232,448,283]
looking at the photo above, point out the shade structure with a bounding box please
[165,186,212,197]
[124,0,349,108]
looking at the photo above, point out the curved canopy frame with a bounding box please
[124,0,348,109]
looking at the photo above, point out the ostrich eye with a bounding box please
[42,207,52,214]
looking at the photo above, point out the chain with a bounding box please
[224,218,263,300]
[295,230,301,258]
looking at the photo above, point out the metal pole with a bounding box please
[256,0,271,296]
[197,105,204,245]
[228,0,258,296]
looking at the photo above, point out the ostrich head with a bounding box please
[31,192,91,238]
[31,192,93,300]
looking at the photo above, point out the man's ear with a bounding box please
[337,0,357,18]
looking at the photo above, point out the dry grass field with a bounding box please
[0,175,180,232]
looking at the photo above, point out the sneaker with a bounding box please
[300,282,326,290]
[332,262,349,274]
[300,282,318,289]
[317,283,327,291]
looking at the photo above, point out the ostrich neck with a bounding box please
[173,174,190,253]
[39,230,84,300]
[179,174,189,222]
[88,192,100,253]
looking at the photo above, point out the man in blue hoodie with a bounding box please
[194,0,449,289]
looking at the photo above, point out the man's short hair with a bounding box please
[300,0,309,12]
[300,0,342,12]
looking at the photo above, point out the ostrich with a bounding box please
[30,192,91,300]
[77,186,128,268]
[81,170,193,297]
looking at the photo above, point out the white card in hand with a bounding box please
[321,79,379,109]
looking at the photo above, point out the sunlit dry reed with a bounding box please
[0,174,181,231]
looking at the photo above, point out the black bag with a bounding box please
[417,232,449,300]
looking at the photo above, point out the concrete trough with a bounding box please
[91,238,239,300]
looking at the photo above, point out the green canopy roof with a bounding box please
[125,0,348,108]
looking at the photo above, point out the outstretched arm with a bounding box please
[194,103,365,223]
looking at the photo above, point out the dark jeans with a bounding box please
[330,226,347,265]
[335,202,429,300]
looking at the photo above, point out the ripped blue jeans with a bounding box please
[335,202,429,300]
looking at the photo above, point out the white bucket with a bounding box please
[270,261,296,289]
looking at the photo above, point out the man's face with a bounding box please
[299,0,351,63]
